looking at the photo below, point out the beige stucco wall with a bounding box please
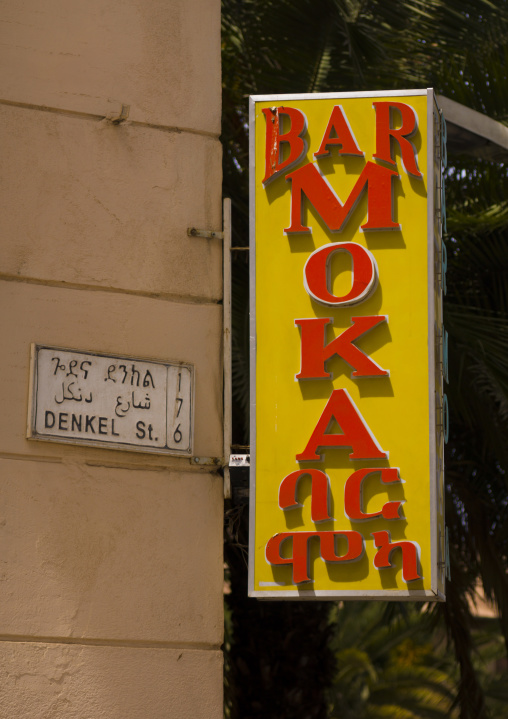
[0,1,223,717]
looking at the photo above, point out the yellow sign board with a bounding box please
[249,90,447,600]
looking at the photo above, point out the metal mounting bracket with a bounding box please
[106,104,130,124]
[188,201,233,500]
[187,227,224,240]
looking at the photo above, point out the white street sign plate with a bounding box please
[28,345,194,456]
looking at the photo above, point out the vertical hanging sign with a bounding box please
[249,90,446,600]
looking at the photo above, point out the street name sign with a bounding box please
[28,345,194,456]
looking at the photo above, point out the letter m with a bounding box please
[284,161,399,234]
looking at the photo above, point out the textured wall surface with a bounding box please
[0,1,223,716]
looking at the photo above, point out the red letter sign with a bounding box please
[263,106,308,185]
[373,102,422,179]
[296,389,388,462]
[344,468,404,521]
[372,530,422,583]
[303,242,378,307]
[295,316,389,379]
[266,530,364,584]
[279,469,332,522]
[284,161,400,234]
[314,105,364,158]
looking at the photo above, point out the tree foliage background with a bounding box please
[222,2,508,717]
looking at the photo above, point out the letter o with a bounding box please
[303,242,378,306]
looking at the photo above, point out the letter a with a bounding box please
[296,389,388,462]
[314,106,364,158]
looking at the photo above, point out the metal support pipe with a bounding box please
[223,198,232,498]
